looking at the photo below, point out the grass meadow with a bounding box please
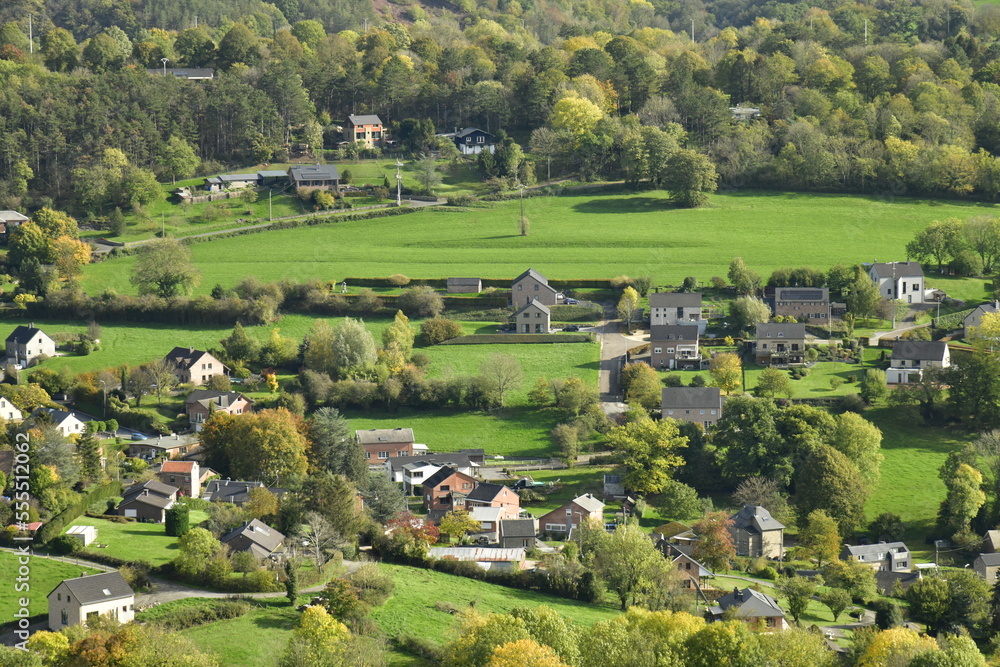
[179,597,301,667]
[68,511,209,567]
[80,190,999,298]
[0,551,101,619]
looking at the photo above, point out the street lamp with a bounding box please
[99,380,107,419]
[161,57,169,76]
[395,160,404,206]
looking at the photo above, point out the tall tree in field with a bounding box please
[947,350,1000,429]
[414,155,442,194]
[303,319,337,377]
[730,295,771,331]
[795,445,867,536]
[331,318,378,378]
[439,510,481,542]
[828,412,884,489]
[478,353,524,408]
[617,286,640,333]
[206,409,309,481]
[661,149,718,208]
[939,463,986,534]
[622,362,661,409]
[844,265,881,322]
[220,323,259,365]
[692,511,736,572]
[754,366,790,398]
[798,510,841,568]
[606,416,687,495]
[382,310,415,359]
[585,523,672,610]
[709,352,742,395]
[142,359,178,406]
[963,216,1000,273]
[906,218,966,272]
[776,576,821,625]
[130,239,200,297]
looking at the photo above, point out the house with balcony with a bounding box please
[841,542,911,572]
[385,453,476,491]
[886,341,950,384]
[753,322,807,366]
[772,287,836,322]
[648,292,705,333]
[649,325,700,369]
[356,428,416,468]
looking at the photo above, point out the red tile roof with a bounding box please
[160,461,196,473]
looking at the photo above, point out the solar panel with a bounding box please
[781,289,824,300]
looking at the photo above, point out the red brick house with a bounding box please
[422,466,477,520]
[156,460,201,499]
[356,428,415,467]
[537,493,605,538]
[464,482,521,520]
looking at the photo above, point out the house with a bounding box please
[428,546,526,571]
[115,480,178,523]
[156,460,201,499]
[869,262,925,304]
[356,428,415,467]
[649,325,700,369]
[730,106,761,120]
[661,387,723,429]
[772,287,833,322]
[649,292,705,333]
[875,571,922,595]
[707,587,787,630]
[422,466,478,519]
[603,473,626,499]
[344,114,384,148]
[841,542,911,572]
[147,67,214,80]
[469,506,504,543]
[289,164,340,191]
[984,530,1000,553]
[653,521,698,546]
[186,390,253,431]
[220,519,286,559]
[30,408,85,438]
[0,210,29,238]
[204,173,258,192]
[512,299,550,334]
[129,433,199,461]
[730,505,784,559]
[964,301,999,337]
[753,322,807,366]
[449,127,497,155]
[537,493,605,538]
[511,268,559,307]
[0,397,23,422]
[464,483,520,520]
[652,539,713,589]
[201,480,285,505]
[64,525,97,547]
[974,553,1000,583]
[163,347,227,386]
[886,341,950,384]
[447,278,482,293]
[257,170,288,186]
[6,325,56,367]
[48,572,135,631]
[498,518,538,549]
[385,453,476,491]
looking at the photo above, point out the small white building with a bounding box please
[868,262,925,304]
[65,525,97,547]
[5,325,57,367]
[48,571,135,631]
[31,408,86,438]
[886,340,950,384]
[0,397,22,422]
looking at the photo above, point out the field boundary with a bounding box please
[439,333,595,344]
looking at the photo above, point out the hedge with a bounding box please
[439,333,594,345]
[933,307,975,331]
[549,304,604,321]
[38,480,124,544]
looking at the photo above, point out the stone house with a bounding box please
[220,519,286,559]
[511,268,559,307]
[6,325,56,367]
[288,164,340,192]
[498,518,538,549]
[772,287,833,321]
[730,505,784,559]
[447,278,482,293]
[753,322,807,366]
[185,390,253,431]
[974,553,1000,583]
[707,587,787,630]
[512,299,550,333]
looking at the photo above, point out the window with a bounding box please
[170,476,176,483]
[545,523,566,531]
[653,347,662,354]
[57,593,61,601]
[534,284,539,290]
[667,348,675,353]
[710,410,717,415]
[441,485,450,491]
[61,610,68,625]
[377,451,390,459]
[477,136,485,143]
[466,137,472,143]
[123,605,128,612]
[666,410,674,415]
[517,284,523,291]
[536,313,541,318]
[463,483,471,489]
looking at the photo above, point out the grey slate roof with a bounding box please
[871,261,924,279]
[6,325,47,344]
[120,491,173,509]
[348,114,383,126]
[774,287,829,302]
[202,480,285,505]
[422,466,462,489]
[649,324,698,342]
[221,519,285,555]
[891,341,948,362]
[710,587,785,619]
[257,170,288,178]
[571,493,604,514]
[648,291,702,308]
[0,211,29,223]
[356,428,415,445]
[124,479,178,499]
[730,505,785,533]
[386,453,474,475]
[977,553,1000,567]
[498,518,537,538]
[513,299,551,316]
[448,278,482,286]
[466,482,508,503]
[661,387,722,411]
[513,268,550,285]
[55,571,134,605]
[164,347,211,371]
[841,542,909,559]
[185,389,251,410]
[755,322,806,339]
[455,127,494,139]
[289,164,340,183]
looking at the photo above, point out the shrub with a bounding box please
[48,535,80,555]
[398,285,444,317]
[610,275,632,290]
[663,374,683,387]
[388,274,411,286]
[681,276,698,291]
[632,276,652,297]
[420,317,463,344]
[951,250,984,277]
[690,374,706,387]
[710,276,726,289]
[839,393,866,413]
[165,505,190,537]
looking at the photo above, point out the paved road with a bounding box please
[594,309,652,417]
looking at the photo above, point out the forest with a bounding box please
[3,0,1000,217]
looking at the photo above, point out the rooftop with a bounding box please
[289,164,340,182]
[513,298,551,316]
[52,571,133,605]
[774,287,829,301]
[649,324,698,341]
[648,292,702,308]
[870,261,925,279]
[891,340,948,362]
[356,428,415,445]
[755,322,807,338]
[661,387,722,410]
[348,114,383,126]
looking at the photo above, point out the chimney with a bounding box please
[189,347,195,354]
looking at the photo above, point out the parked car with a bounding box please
[564,298,578,305]
[563,325,580,332]
[131,432,148,441]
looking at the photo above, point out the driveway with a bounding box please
[593,305,648,417]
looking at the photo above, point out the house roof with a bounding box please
[711,587,785,618]
[356,428,415,445]
[0,211,29,224]
[257,170,288,178]
[875,571,922,594]
[221,519,285,555]
[870,261,924,279]
[891,341,948,362]
[160,461,197,474]
[513,268,550,285]
[470,506,503,523]
[348,114,383,126]
[289,164,340,183]
[448,277,482,286]
[124,479,178,499]
[465,483,509,503]
[386,453,474,474]
[429,547,525,562]
[164,347,213,371]
[0,450,12,476]
[30,408,80,426]
[422,466,465,489]
[977,553,1000,567]
[774,287,829,301]
[186,389,251,410]
[842,542,909,558]
[202,480,284,504]
[513,299,551,317]
[119,490,173,510]
[54,572,133,605]
[6,325,49,345]
[648,292,702,308]
[661,387,722,410]
[730,505,785,533]
[455,127,494,139]
[649,324,698,342]
[755,322,806,339]
[986,530,1000,551]
[658,542,713,577]
[499,519,537,539]
[571,493,605,514]
[966,302,1000,322]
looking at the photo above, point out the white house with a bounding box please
[5,325,57,367]
[48,571,135,631]
[31,408,86,438]
[0,397,23,422]
[648,292,705,333]
[65,525,97,547]
[868,262,925,304]
[886,340,950,384]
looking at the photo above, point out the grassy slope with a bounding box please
[179,598,300,667]
[68,511,208,567]
[0,551,100,618]
[80,190,999,296]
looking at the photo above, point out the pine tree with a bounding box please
[285,561,298,606]
[76,432,103,483]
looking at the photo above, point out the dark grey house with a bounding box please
[289,164,340,191]
[707,587,787,629]
[221,519,286,559]
[115,480,178,523]
[498,518,538,549]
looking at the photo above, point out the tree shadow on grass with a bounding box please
[571,197,677,214]
[252,613,300,631]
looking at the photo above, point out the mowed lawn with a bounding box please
[179,597,300,667]
[0,551,102,619]
[68,511,208,567]
[80,190,1000,296]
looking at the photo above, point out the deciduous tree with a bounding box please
[606,416,687,495]
[129,239,200,297]
[708,352,742,394]
[692,511,735,572]
[478,353,524,408]
[798,510,841,568]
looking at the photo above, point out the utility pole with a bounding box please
[161,212,165,237]
[28,14,33,54]
[194,15,198,28]
[269,189,272,221]
[161,57,169,76]
[864,19,868,45]
[395,160,403,206]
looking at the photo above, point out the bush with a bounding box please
[388,274,411,286]
[663,374,683,387]
[420,317,463,344]
[710,276,726,289]
[681,277,698,291]
[690,374,706,387]
[839,393,866,413]
[951,250,984,277]
[610,275,632,290]
[165,505,190,537]
[48,535,80,555]
[398,285,445,317]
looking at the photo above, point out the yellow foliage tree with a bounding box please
[709,352,742,394]
[858,627,937,667]
[487,639,569,667]
[549,96,604,138]
[52,235,92,279]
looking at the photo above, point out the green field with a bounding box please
[179,597,300,667]
[68,511,208,567]
[80,190,1000,297]
[0,551,101,619]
